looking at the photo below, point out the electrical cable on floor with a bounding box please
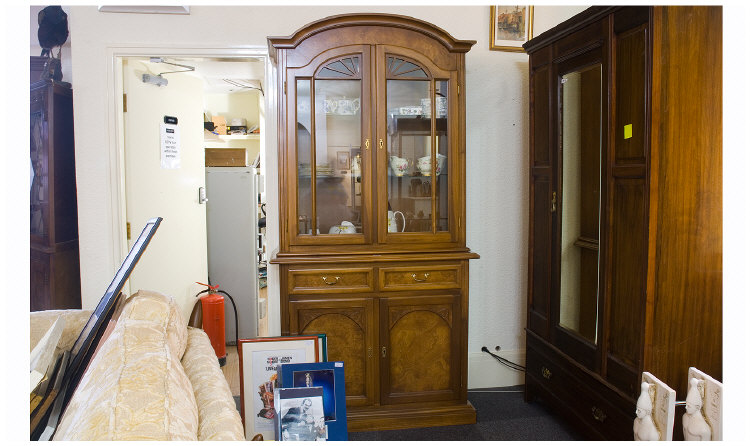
[481,346,526,372]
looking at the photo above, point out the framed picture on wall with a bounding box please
[490,5,534,52]
[336,151,350,171]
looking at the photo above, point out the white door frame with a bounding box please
[104,44,280,334]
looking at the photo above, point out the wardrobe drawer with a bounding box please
[288,267,374,294]
[526,338,634,440]
[379,264,461,291]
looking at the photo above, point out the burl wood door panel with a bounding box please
[379,295,461,405]
[288,298,376,406]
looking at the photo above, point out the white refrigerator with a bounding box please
[205,167,258,341]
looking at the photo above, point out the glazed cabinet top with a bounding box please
[269,14,477,260]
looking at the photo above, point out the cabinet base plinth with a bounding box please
[347,401,477,432]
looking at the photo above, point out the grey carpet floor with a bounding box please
[347,386,582,441]
[236,385,583,441]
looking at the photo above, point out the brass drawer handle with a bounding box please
[321,276,341,285]
[591,406,607,423]
[412,272,430,282]
[541,366,552,380]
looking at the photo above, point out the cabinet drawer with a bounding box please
[379,265,461,291]
[288,267,374,294]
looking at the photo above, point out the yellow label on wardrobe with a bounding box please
[624,124,633,139]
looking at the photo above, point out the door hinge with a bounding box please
[458,84,460,95]
[126,222,131,240]
[123,93,127,112]
[283,81,287,95]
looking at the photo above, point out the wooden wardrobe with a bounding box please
[268,14,478,431]
[30,77,82,311]
[523,6,721,440]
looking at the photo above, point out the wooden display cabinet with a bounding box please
[268,14,478,431]
[523,6,722,440]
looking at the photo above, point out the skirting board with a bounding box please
[468,349,526,389]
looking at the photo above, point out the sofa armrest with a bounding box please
[182,327,244,440]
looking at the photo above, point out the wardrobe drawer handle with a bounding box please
[541,366,552,380]
[412,272,430,282]
[591,406,607,423]
[321,276,341,285]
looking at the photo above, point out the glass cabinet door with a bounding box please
[384,55,451,236]
[294,54,368,239]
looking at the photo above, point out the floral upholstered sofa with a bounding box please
[30,290,244,440]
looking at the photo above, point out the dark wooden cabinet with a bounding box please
[30,79,81,311]
[523,6,722,440]
[269,14,478,431]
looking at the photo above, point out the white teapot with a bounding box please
[387,211,405,233]
[328,221,357,234]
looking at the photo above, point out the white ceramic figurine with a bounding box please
[683,377,712,440]
[634,381,660,441]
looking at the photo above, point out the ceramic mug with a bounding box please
[337,98,361,115]
[389,155,409,176]
[436,97,447,117]
[387,211,406,233]
[417,154,447,176]
[323,99,337,114]
[421,98,431,117]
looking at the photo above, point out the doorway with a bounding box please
[116,53,269,340]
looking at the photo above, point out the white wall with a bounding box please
[66,5,587,388]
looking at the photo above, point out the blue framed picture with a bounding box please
[279,361,347,440]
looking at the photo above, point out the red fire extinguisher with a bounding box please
[196,282,226,366]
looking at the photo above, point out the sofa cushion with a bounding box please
[183,327,244,440]
[53,291,198,440]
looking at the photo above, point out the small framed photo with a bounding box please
[279,361,348,440]
[238,336,319,440]
[274,387,327,441]
[336,151,350,170]
[490,5,534,52]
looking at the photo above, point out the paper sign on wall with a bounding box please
[160,121,180,169]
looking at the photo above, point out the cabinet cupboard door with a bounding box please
[379,295,461,405]
[288,298,376,407]
[377,47,457,244]
[527,55,554,339]
[286,46,373,245]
